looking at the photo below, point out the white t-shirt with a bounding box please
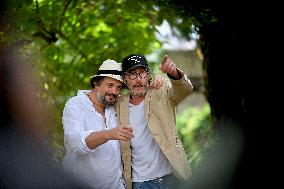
[62,90,125,189]
[129,101,172,182]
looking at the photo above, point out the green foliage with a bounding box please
[2,0,217,163]
[176,103,214,170]
[39,0,164,161]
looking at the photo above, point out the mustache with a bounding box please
[105,92,118,99]
[133,83,147,88]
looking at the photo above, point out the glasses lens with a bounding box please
[127,70,149,80]
[129,72,137,80]
[139,72,148,78]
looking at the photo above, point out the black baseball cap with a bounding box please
[122,54,148,72]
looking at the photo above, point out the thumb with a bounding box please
[160,55,168,70]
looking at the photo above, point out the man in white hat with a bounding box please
[62,59,134,189]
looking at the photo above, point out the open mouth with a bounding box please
[106,93,117,102]
[134,83,145,88]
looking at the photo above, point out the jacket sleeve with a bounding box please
[62,98,94,155]
[165,69,193,105]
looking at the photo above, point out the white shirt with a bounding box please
[62,90,125,189]
[129,101,172,182]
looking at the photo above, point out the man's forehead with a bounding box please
[103,77,122,85]
[129,67,147,72]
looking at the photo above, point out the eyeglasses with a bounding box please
[125,71,149,80]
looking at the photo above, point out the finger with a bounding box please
[120,133,133,141]
[122,129,134,138]
[162,58,172,73]
[150,75,158,88]
[169,62,176,73]
[155,76,164,88]
[160,58,168,72]
[155,76,161,87]
[160,55,168,70]
[124,127,133,133]
[120,136,129,142]
[121,125,133,131]
[168,59,177,71]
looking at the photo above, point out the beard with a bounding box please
[96,92,118,107]
[129,83,149,97]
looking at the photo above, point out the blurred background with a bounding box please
[1,0,253,188]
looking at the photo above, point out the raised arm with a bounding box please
[159,55,193,104]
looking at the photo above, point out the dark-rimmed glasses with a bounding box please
[125,71,149,80]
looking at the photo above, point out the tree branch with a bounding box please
[55,30,89,61]
[59,0,73,29]
[34,0,57,44]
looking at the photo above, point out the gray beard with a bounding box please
[129,86,149,97]
[96,92,115,107]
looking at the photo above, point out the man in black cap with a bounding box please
[116,54,193,189]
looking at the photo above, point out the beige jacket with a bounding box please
[116,74,193,189]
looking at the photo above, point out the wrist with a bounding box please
[104,130,111,140]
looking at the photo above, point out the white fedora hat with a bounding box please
[90,59,123,83]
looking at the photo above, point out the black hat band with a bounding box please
[97,70,122,75]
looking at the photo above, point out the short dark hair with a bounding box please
[90,76,105,88]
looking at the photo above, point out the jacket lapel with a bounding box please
[144,90,151,121]
[119,94,130,124]
[118,94,132,189]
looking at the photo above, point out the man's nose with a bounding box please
[135,73,142,81]
[111,87,120,95]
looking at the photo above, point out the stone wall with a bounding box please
[163,50,207,113]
